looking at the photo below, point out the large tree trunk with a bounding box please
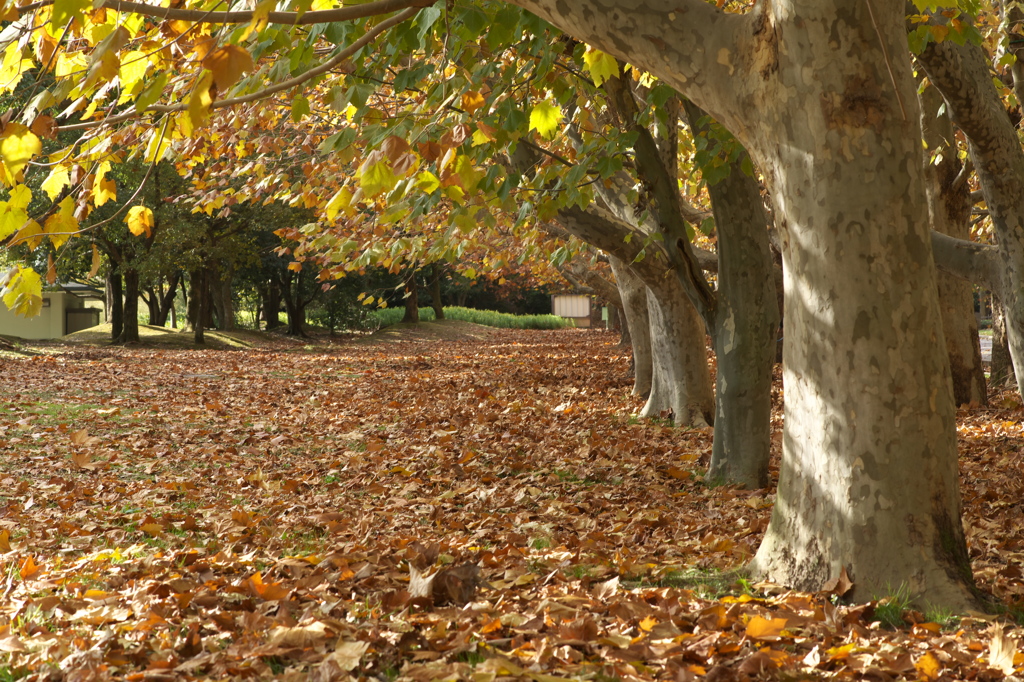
[402,270,419,324]
[210,262,235,331]
[192,269,206,345]
[993,302,1015,389]
[608,256,652,398]
[743,4,971,608]
[917,26,1024,394]
[505,0,975,608]
[430,263,445,320]
[640,275,714,427]
[117,269,141,344]
[262,279,283,330]
[106,266,123,342]
[918,67,986,406]
[686,102,779,490]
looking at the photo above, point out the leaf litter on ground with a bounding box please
[0,326,1022,680]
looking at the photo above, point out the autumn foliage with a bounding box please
[1,327,1024,679]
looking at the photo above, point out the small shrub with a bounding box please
[369,306,574,330]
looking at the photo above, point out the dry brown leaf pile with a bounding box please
[0,327,1023,681]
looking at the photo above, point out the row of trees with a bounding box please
[0,0,1021,611]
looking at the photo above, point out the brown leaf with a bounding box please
[267,621,331,648]
[821,565,853,597]
[989,625,1017,675]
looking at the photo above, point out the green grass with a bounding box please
[368,306,574,330]
[873,584,913,629]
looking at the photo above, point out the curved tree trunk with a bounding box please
[917,28,1024,394]
[193,269,206,345]
[640,275,714,427]
[919,84,987,406]
[608,256,651,398]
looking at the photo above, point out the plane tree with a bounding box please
[0,0,1003,608]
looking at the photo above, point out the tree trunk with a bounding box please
[609,256,651,399]
[917,28,1024,394]
[143,287,161,326]
[402,270,419,324]
[640,275,714,427]
[430,263,445,320]
[686,102,779,490]
[209,263,235,331]
[193,269,206,345]
[918,69,987,406]
[993,302,1015,389]
[117,269,141,344]
[106,266,123,342]
[509,0,975,608]
[262,279,283,330]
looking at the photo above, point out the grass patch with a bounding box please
[873,584,913,629]
[369,306,573,330]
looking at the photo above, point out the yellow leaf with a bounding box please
[88,244,102,278]
[0,529,10,552]
[125,205,154,238]
[461,90,486,114]
[41,164,70,200]
[18,555,40,580]
[638,615,658,632]
[118,50,150,94]
[745,615,788,640]
[9,185,31,211]
[11,220,43,251]
[0,123,41,179]
[188,70,214,128]
[202,45,253,91]
[325,186,353,222]
[582,47,619,87]
[93,161,116,206]
[287,262,302,272]
[43,196,79,249]
[0,43,34,94]
[915,651,941,680]
[529,99,562,140]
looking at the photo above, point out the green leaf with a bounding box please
[52,0,90,29]
[291,94,311,122]
[359,155,398,197]
[136,72,168,112]
[415,170,441,193]
[529,100,562,140]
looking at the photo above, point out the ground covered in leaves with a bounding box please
[1,325,1024,681]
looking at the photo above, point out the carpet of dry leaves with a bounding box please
[2,325,1024,681]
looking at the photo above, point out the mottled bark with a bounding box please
[510,0,974,606]
[918,27,1024,393]
[641,274,714,426]
[609,256,652,398]
[430,263,445,320]
[685,102,778,490]
[106,266,123,342]
[919,86,986,405]
[993,303,1015,389]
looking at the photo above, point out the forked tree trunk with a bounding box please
[608,256,652,398]
[641,275,714,427]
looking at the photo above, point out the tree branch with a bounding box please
[21,0,434,25]
[57,6,419,131]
